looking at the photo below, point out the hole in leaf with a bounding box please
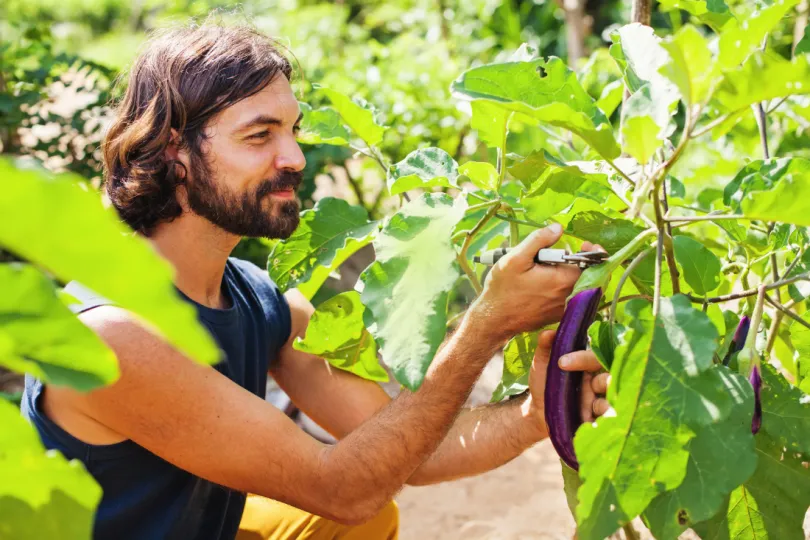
[677,509,689,526]
[536,65,547,78]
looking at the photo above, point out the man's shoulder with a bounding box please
[228,257,281,290]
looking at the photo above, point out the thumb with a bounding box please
[533,329,557,368]
[508,223,563,267]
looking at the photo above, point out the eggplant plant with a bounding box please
[281,1,810,538]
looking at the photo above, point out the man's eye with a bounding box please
[249,131,270,140]
[293,125,302,135]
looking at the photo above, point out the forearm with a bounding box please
[315,315,504,522]
[406,393,547,486]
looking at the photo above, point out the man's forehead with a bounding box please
[220,78,301,127]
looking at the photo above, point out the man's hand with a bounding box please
[467,224,581,343]
[527,329,611,433]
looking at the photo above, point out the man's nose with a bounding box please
[275,136,307,172]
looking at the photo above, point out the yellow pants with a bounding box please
[237,494,399,540]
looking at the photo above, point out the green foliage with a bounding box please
[268,197,378,299]
[490,331,538,402]
[388,148,459,195]
[0,263,118,391]
[0,400,100,540]
[360,193,466,391]
[574,297,747,539]
[294,291,387,382]
[0,160,219,366]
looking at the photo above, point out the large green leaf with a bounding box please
[296,102,350,146]
[757,363,810,455]
[0,264,118,391]
[294,291,387,382]
[0,159,218,366]
[660,25,717,106]
[458,161,499,192]
[315,85,387,147]
[388,147,459,195]
[643,383,757,539]
[520,166,614,223]
[451,57,620,160]
[565,211,646,254]
[723,159,794,212]
[574,296,742,539]
[713,53,810,114]
[657,0,732,31]
[621,84,672,164]
[470,100,511,150]
[717,0,801,70]
[693,430,810,540]
[673,236,722,296]
[610,23,678,97]
[725,158,810,226]
[0,399,100,540]
[490,331,537,402]
[360,193,467,390]
[268,197,378,299]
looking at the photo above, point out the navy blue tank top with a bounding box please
[21,257,291,540]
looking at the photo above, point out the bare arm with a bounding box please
[51,224,577,523]
[275,294,607,487]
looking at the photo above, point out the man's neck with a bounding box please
[147,214,241,309]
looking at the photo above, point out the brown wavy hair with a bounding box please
[102,20,294,235]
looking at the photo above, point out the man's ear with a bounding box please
[164,128,181,163]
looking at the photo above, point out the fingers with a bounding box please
[504,223,563,269]
[558,350,602,372]
[592,372,610,395]
[580,371,595,423]
[593,398,611,417]
[580,242,607,254]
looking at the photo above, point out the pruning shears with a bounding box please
[473,248,608,268]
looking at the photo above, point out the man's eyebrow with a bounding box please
[235,111,303,132]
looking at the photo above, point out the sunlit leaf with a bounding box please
[717,0,801,70]
[0,400,100,540]
[269,197,378,299]
[451,57,620,160]
[565,211,646,254]
[296,102,350,145]
[360,193,467,390]
[294,291,387,382]
[0,264,118,391]
[315,85,387,147]
[459,161,499,192]
[491,331,537,402]
[660,25,718,106]
[388,147,459,195]
[0,159,218,366]
[575,297,743,539]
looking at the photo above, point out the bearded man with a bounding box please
[21,22,609,540]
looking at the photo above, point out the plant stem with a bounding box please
[685,272,810,304]
[465,200,501,214]
[495,213,545,228]
[691,112,735,138]
[458,204,501,295]
[658,182,681,294]
[664,213,745,223]
[622,522,642,540]
[754,103,771,160]
[654,228,664,316]
[781,244,806,280]
[599,294,653,311]
[611,247,654,326]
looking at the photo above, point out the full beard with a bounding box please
[185,157,302,239]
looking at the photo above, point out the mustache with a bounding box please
[256,171,303,199]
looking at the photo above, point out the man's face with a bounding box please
[182,75,306,239]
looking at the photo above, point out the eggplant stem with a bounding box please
[610,247,654,326]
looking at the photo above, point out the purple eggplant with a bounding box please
[722,315,750,366]
[544,287,603,470]
[750,365,762,434]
